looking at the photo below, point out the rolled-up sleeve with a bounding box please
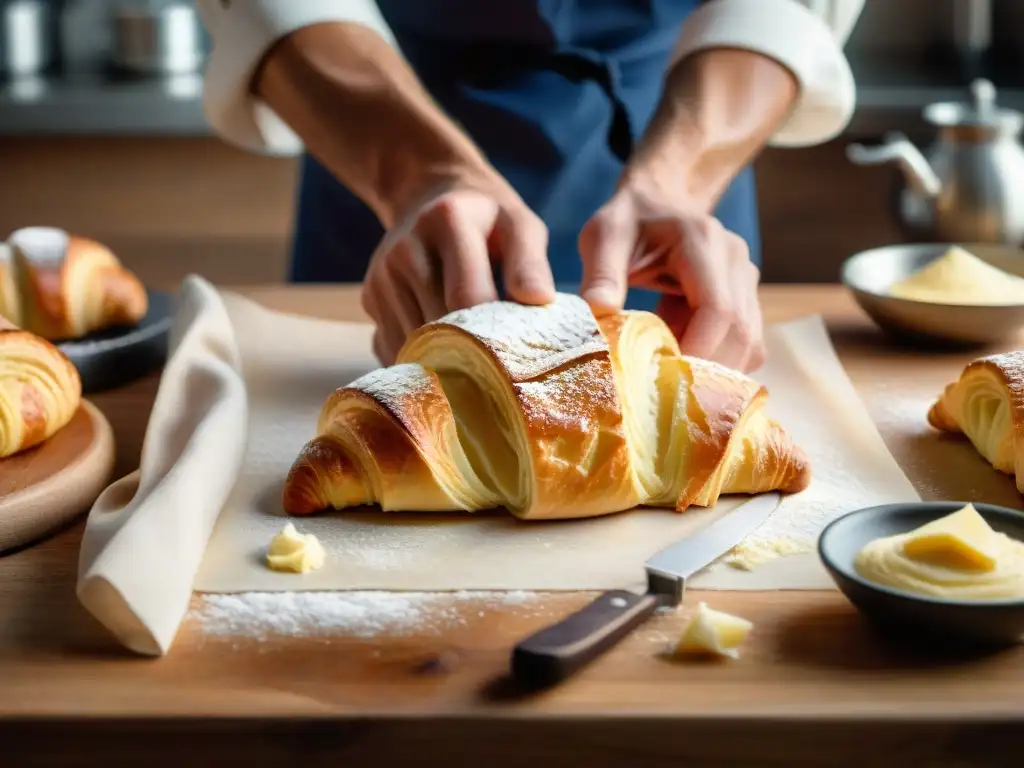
[196,0,398,156]
[673,0,866,147]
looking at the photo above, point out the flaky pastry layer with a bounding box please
[284,295,811,520]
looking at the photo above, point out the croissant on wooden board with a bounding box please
[928,351,1024,491]
[0,227,148,341]
[0,314,82,459]
[283,294,811,521]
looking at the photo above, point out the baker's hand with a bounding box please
[363,175,556,364]
[578,185,765,372]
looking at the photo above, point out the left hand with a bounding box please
[578,184,766,373]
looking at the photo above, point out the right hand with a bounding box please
[363,173,556,364]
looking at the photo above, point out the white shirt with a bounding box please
[196,0,865,157]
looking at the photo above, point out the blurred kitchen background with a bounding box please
[0,0,1019,287]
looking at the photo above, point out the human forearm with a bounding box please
[623,48,798,212]
[254,22,493,227]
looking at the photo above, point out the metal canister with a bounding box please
[111,1,206,76]
[0,0,56,77]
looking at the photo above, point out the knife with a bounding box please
[510,492,781,686]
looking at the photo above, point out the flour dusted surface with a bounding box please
[192,590,544,639]
[190,590,677,651]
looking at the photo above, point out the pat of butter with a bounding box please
[674,602,753,660]
[901,503,998,572]
[266,522,326,574]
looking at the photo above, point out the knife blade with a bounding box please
[510,492,781,686]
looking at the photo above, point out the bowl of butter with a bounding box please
[841,243,1024,345]
[819,501,1024,647]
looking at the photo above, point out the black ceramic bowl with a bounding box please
[819,502,1024,648]
[56,288,175,393]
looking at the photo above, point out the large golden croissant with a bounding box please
[0,314,82,459]
[0,227,148,341]
[283,295,810,521]
[928,351,1024,491]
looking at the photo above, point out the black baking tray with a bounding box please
[56,288,175,393]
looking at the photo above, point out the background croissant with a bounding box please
[0,227,148,341]
[928,351,1024,491]
[0,315,82,459]
[284,294,810,521]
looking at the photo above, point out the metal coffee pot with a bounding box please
[846,79,1024,245]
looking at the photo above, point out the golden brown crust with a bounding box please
[927,351,1024,491]
[282,296,812,520]
[4,229,148,340]
[284,367,495,514]
[0,325,81,459]
[929,352,1024,433]
[514,353,639,519]
[774,430,812,494]
[283,434,368,515]
[0,247,20,328]
[926,382,959,432]
[676,360,766,508]
[599,310,810,509]
[397,297,640,519]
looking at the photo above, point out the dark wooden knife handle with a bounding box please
[511,590,661,686]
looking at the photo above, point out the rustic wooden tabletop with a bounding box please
[4,284,1022,767]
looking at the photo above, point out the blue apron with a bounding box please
[290,0,761,312]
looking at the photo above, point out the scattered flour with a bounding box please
[192,590,542,640]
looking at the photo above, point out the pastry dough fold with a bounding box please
[929,351,1024,490]
[0,228,147,340]
[284,295,811,520]
[0,315,82,458]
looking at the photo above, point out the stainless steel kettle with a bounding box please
[846,79,1024,245]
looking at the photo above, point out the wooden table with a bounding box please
[5,285,1023,767]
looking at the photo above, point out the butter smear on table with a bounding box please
[266,522,326,574]
[673,602,754,660]
[887,245,1024,305]
[854,503,1024,599]
[725,537,815,571]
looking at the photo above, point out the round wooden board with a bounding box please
[0,401,115,553]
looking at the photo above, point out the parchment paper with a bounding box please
[77,275,919,656]
[194,290,919,594]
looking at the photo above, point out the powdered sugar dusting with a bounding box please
[8,226,68,267]
[431,293,607,380]
[191,590,544,639]
[349,363,435,413]
[973,351,1024,408]
[514,356,621,451]
[516,363,591,400]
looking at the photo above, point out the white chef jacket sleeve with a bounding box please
[674,0,866,147]
[196,0,399,156]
